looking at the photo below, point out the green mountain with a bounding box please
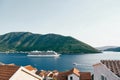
[105,47,120,52]
[0,32,100,53]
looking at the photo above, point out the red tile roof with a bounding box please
[24,65,37,71]
[0,64,20,80]
[80,72,91,80]
[57,68,80,79]
[56,68,91,80]
[101,60,120,77]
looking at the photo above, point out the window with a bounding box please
[101,75,107,80]
[70,76,73,80]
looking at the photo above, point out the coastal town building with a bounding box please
[93,60,120,80]
[0,64,43,80]
[0,62,91,80]
[56,68,91,80]
[36,70,59,80]
[10,66,43,80]
[36,68,91,80]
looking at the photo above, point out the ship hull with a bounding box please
[27,54,60,57]
[27,50,60,57]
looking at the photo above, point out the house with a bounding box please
[56,68,91,80]
[36,70,59,80]
[0,64,43,80]
[67,68,80,80]
[93,60,120,80]
[10,66,43,80]
[0,62,91,80]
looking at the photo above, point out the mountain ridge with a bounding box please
[104,47,120,52]
[96,46,118,51]
[0,32,100,53]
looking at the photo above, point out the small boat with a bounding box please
[27,50,60,57]
[73,62,91,66]
[73,62,78,66]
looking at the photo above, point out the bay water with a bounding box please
[0,51,120,73]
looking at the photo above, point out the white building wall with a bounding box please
[93,63,120,80]
[68,74,79,80]
[9,67,43,80]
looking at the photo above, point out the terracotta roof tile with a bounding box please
[56,68,91,80]
[0,65,20,80]
[24,65,37,71]
[36,68,91,80]
[80,72,91,80]
[101,60,120,77]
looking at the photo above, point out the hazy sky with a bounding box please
[0,0,120,47]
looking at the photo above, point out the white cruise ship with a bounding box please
[27,50,60,57]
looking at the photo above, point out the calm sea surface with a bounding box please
[0,51,120,73]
